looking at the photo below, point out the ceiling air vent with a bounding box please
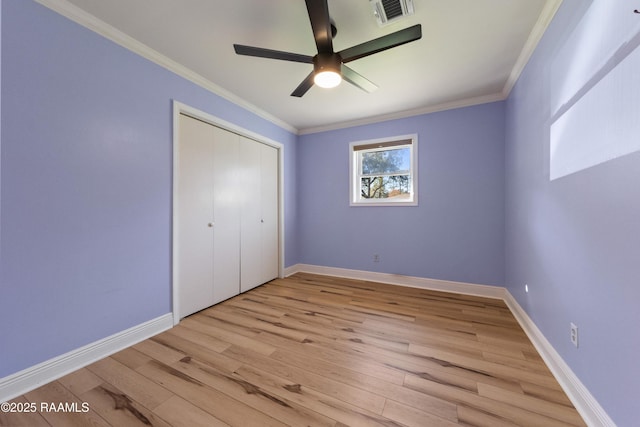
[370,0,415,26]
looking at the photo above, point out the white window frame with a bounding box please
[349,134,418,206]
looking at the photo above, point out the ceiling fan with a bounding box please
[233,0,422,97]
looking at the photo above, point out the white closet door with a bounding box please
[176,112,279,317]
[240,137,263,292]
[177,114,215,317]
[260,143,279,283]
[240,138,279,292]
[211,127,241,303]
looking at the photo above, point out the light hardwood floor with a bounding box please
[1,273,586,426]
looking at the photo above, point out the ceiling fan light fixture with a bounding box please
[314,70,342,88]
[313,53,342,89]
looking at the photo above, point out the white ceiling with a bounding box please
[44,0,561,134]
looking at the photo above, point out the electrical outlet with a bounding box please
[570,322,579,348]
[373,254,380,263]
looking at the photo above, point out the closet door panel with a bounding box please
[177,115,215,318]
[212,127,241,303]
[240,137,263,292]
[260,144,279,283]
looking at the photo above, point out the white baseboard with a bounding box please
[503,292,616,427]
[285,263,615,427]
[0,313,173,403]
[284,263,507,299]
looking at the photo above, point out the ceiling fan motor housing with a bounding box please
[313,53,343,88]
[313,53,342,75]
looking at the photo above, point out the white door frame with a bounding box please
[171,100,285,325]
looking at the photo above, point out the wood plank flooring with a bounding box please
[1,273,586,426]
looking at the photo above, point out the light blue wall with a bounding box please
[505,1,640,425]
[297,103,505,286]
[0,0,297,378]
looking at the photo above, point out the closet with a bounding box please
[175,113,279,319]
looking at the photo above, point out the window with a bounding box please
[350,135,417,206]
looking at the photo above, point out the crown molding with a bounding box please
[34,0,562,137]
[34,0,299,135]
[298,92,505,135]
[502,0,563,97]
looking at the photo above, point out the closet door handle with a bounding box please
[261,219,264,223]
[208,222,214,228]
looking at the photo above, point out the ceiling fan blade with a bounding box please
[305,0,333,53]
[234,44,314,63]
[339,24,422,63]
[341,64,378,93]
[291,71,316,97]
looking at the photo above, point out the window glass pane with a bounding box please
[360,175,411,199]
[361,147,410,175]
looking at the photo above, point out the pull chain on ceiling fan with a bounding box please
[233,0,422,97]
